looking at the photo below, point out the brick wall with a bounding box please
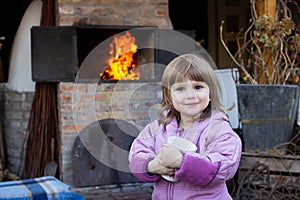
[57,0,172,28]
[0,84,34,175]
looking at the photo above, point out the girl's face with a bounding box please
[170,78,210,122]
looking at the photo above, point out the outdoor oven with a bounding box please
[31,25,198,186]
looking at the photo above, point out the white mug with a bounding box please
[161,136,197,182]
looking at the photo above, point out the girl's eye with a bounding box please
[195,85,203,90]
[175,87,184,91]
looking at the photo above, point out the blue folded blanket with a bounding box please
[0,176,85,200]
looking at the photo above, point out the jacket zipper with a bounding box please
[167,181,174,200]
[178,128,185,137]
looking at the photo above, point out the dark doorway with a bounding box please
[0,0,32,82]
[168,0,208,49]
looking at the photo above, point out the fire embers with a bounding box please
[100,31,140,80]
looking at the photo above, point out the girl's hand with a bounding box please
[147,154,175,176]
[159,144,183,168]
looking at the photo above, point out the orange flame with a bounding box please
[100,31,139,80]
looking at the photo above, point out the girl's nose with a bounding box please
[186,88,196,98]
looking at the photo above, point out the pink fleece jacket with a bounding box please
[128,109,242,200]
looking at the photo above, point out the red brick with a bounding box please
[61,124,77,132]
[59,94,72,103]
[155,10,168,17]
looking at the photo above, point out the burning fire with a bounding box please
[100,31,139,80]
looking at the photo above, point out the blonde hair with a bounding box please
[158,53,226,126]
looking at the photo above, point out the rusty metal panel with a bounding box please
[31,26,78,82]
[72,119,140,187]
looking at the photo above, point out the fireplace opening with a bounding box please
[75,26,158,83]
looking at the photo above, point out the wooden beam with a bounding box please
[256,0,277,20]
[240,152,300,174]
[255,0,277,84]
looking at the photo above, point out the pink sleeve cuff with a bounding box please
[175,154,220,187]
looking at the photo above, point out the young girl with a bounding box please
[128,53,242,199]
